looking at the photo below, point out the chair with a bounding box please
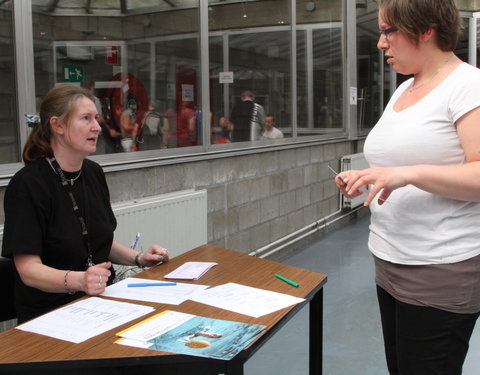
[0,257,16,322]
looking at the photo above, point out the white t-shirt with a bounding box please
[364,63,480,265]
[262,127,284,139]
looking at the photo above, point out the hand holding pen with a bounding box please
[136,244,170,268]
[131,233,169,268]
[330,165,400,206]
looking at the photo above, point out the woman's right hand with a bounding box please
[82,262,112,295]
[334,170,365,199]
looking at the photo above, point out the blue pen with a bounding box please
[127,282,177,287]
[131,233,140,250]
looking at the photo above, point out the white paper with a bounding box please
[116,337,153,349]
[118,310,194,343]
[219,71,234,84]
[190,282,305,318]
[101,277,209,305]
[17,297,154,343]
[181,84,194,101]
[164,262,218,280]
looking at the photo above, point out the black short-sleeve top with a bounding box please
[1,157,117,322]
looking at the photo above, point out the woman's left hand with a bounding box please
[138,245,169,267]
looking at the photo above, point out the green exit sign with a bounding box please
[62,64,84,83]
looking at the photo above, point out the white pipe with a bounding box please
[249,206,364,259]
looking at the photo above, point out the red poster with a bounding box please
[105,46,119,65]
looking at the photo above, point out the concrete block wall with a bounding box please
[105,140,357,255]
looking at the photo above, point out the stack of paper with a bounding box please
[17,297,154,343]
[164,262,218,280]
[116,310,265,360]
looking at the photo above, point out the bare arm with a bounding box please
[13,254,111,295]
[108,239,169,268]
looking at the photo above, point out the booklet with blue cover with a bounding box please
[116,310,266,360]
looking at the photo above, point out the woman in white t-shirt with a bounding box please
[334,1,480,374]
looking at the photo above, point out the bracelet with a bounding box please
[134,252,144,268]
[64,270,75,295]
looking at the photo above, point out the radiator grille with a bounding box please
[112,189,207,258]
[340,153,369,209]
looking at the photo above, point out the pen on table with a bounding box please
[131,232,140,250]
[274,273,299,288]
[127,282,177,287]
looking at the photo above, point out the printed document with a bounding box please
[17,297,154,343]
[189,282,305,318]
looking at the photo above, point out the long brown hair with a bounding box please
[23,84,94,164]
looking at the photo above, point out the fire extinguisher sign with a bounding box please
[105,46,119,65]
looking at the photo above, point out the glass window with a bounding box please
[208,0,290,143]
[296,3,343,135]
[357,14,382,132]
[0,2,19,163]
[32,0,200,154]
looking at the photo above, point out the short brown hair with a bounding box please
[379,0,462,51]
[23,84,94,164]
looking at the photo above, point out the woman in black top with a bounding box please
[2,84,169,323]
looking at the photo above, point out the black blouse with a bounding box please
[2,158,117,322]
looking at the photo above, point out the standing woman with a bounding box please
[2,84,169,324]
[334,1,480,374]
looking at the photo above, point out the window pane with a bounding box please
[32,1,200,154]
[0,2,20,163]
[208,0,290,143]
[296,3,343,134]
[155,36,200,149]
[357,15,382,132]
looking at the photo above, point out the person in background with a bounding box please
[261,114,284,139]
[229,90,265,142]
[120,102,139,152]
[176,101,196,147]
[334,1,480,374]
[217,116,233,143]
[101,100,123,153]
[2,84,169,324]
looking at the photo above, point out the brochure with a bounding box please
[116,310,265,360]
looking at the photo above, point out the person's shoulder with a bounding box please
[83,158,104,174]
[454,62,480,80]
[10,158,48,183]
[7,158,52,196]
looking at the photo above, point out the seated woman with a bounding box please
[1,84,169,324]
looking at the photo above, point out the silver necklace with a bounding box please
[409,56,451,93]
[46,157,82,186]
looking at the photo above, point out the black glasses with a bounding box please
[379,27,398,39]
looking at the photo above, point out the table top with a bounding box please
[0,244,327,368]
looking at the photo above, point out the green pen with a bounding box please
[274,273,300,288]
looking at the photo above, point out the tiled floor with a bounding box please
[245,214,480,374]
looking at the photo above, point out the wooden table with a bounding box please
[0,245,327,374]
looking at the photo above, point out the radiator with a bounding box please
[340,152,369,209]
[112,189,207,259]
